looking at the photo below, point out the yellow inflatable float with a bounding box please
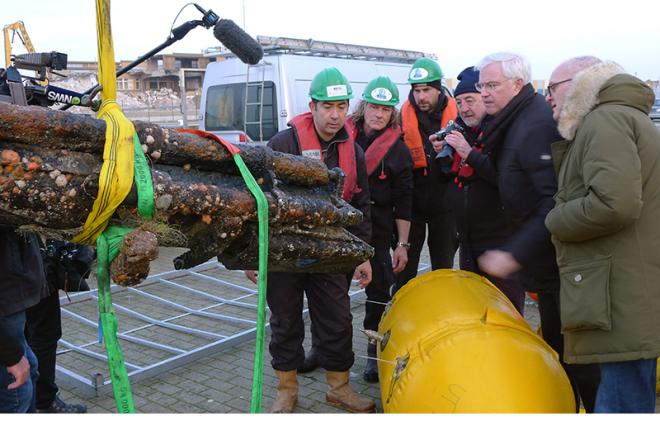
[375,269,575,413]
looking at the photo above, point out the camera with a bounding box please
[42,240,95,292]
[13,51,68,73]
[0,51,96,108]
[434,120,465,172]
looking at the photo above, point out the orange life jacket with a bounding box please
[345,118,402,177]
[289,112,358,202]
[401,98,458,170]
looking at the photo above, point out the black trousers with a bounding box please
[363,243,395,332]
[24,286,61,409]
[537,288,601,413]
[395,211,458,292]
[267,272,354,372]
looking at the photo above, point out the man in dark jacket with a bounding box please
[431,66,524,313]
[347,76,413,383]
[396,57,458,292]
[245,67,374,413]
[546,56,660,412]
[0,228,46,413]
[25,240,92,413]
[474,52,600,412]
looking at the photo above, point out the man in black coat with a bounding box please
[474,52,600,412]
[396,57,459,293]
[431,66,525,313]
[0,228,46,413]
[25,240,92,413]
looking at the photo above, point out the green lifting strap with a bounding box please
[230,153,269,414]
[175,128,269,413]
[96,133,154,413]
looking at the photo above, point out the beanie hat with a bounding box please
[411,79,443,92]
[453,66,479,97]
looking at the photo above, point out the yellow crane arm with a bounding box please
[3,21,35,67]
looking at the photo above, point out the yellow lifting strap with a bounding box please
[72,0,135,245]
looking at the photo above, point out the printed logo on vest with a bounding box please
[409,68,429,81]
[302,149,322,160]
[326,85,348,98]
[371,87,393,102]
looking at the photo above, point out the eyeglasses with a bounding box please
[546,78,572,97]
[475,81,504,92]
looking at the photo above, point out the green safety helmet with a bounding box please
[407,57,443,84]
[309,67,353,101]
[362,76,399,106]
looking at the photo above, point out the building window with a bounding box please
[157,59,163,69]
[117,77,131,91]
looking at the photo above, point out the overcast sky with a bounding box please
[4,0,660,80]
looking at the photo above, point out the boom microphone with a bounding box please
[213,19,263,65]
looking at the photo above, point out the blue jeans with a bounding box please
[0,311,39,413]
[595,358,657,413]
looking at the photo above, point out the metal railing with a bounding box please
[56,260,431,397]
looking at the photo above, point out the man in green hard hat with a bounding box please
[245,67,374,413]
[396,57,459,292]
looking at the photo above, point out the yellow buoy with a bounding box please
[377,269,575,413]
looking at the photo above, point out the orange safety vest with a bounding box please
[345,118,402,177]
[401,98,458,170]
[289,112,358,202]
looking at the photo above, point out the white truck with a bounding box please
[199,36,439,144]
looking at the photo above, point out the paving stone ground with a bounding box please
[55,247,658,413]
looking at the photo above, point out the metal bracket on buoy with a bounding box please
[363,329,391,351]
[362,329,384,344]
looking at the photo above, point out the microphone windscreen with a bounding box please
[213,19,263,65]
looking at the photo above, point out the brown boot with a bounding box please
[326,370,375,413]
[271,370,298,413]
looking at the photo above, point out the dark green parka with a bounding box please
[545,62,660,364]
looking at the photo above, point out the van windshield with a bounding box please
[204,81,278,141]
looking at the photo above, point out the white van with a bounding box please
[199,36,438,144]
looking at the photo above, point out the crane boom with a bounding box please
[4,21,35,67]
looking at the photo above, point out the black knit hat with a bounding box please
[411,80,443,92]
[453,66,479,97]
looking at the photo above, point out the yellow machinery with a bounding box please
[376,269,576,413]
[4,21,35,68]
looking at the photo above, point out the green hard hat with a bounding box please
[408,57,443,84]
[362,76,399,106]
[309,67,353,101]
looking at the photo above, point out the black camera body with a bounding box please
[0,51,94,108]
[434,120,465,172]
[42,240,95,293]
[435,119,465,142]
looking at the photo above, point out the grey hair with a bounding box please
[351,100,400,128]
[476,52,532,84]
[559,55,603,75]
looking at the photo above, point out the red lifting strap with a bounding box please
[177,128,242,156]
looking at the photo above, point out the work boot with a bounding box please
[37,394,87,413]
[326,370,376,413]
[271,369,298,413]
[297,347,319,374]
[363,343,379,383]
